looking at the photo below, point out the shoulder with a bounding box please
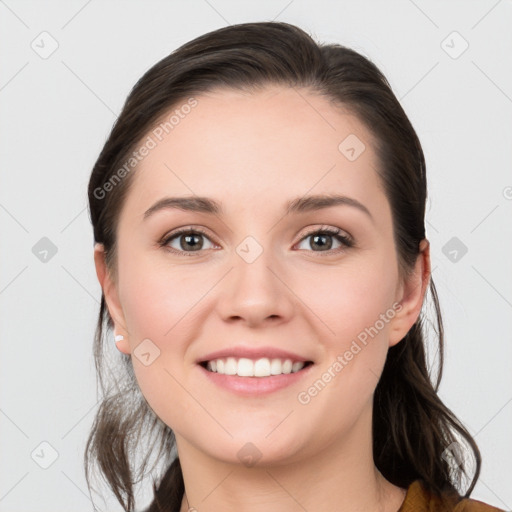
[454,496,506,512]
[399,480,506,512]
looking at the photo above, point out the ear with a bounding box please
[388,239,431,347]
[94,243,131,355]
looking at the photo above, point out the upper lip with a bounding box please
[197,346,312,364]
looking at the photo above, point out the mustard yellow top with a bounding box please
[399,480,505,511]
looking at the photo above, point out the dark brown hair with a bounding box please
[86,21,481,512]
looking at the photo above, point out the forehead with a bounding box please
[121,85,387,221]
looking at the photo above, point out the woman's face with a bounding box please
[97,85,425,467]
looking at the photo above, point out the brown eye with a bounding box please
[161,228,217,255]
[296,227,353,253]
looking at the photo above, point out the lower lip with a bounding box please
[198,364,314,396]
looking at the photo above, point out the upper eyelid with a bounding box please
[160,226,216,245]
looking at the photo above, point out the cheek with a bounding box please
[116,256,208,424]
[118,253,195,341]
[299,251,398,347]
[298,251,399,408]
[295,261,398,429]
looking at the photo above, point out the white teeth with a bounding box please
[205,357,307,377]
[270,358,282,375]
[237,358,254,377]
[254,358,270,377]
[292,361,304,373]
[224,357,237,375]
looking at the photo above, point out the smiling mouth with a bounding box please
[199,357,314,377]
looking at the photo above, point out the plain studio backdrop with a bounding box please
[0,1,511,511]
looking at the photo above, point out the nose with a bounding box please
[216,246,295,328]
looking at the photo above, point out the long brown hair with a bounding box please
[86,21,481,512]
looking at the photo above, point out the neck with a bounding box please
[176,406,406,512]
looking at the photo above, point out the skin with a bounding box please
[94,85,430,512]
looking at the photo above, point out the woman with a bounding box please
[85,21,503,512]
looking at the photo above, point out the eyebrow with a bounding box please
[143,194,373,221]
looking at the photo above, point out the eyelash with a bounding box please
[159,225,354,257]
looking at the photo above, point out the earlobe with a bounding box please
[114,334,131,355]
[388,239,431,347]
[93,243,132,355]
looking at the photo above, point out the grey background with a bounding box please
[1,0,511,510]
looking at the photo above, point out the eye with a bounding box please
[160,227,217,256]
[295,226,354,254]
[159,225,354,257]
